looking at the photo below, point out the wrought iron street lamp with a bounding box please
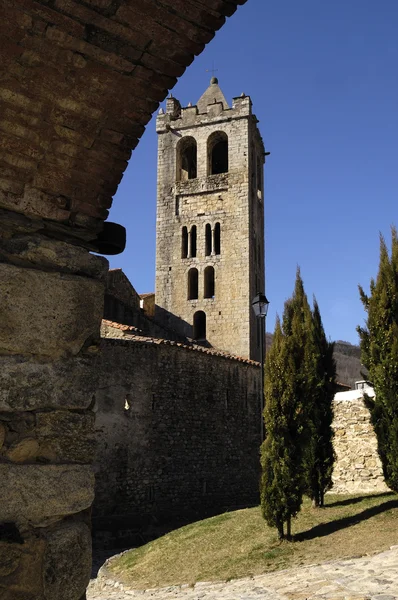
[252,293,270,442]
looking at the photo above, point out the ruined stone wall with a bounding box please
[332,396,389,494]
[155,95,266,361]
[93,336,262,546]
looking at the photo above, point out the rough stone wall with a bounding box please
[0,227,107,600]
[155,92,266,361]
[332,397,389,494]
[93,336,262,546]
[106,269,141,312]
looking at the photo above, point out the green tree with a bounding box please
[261,269,313,538]
[261,318,303,539]
[305,299,336,507]
[357,228,398,492]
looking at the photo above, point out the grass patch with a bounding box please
[108,492,398,589]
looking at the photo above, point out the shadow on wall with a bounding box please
[92,338,261,550]
[154,305,212,347]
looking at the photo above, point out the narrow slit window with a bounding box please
[181,226,188,258]
[188,268,198,300]
[190,225,197,258]
[214,222,221,255]
[204,266,215,299]
[205,223,212,256]
[193,310,206,340]
[257,156,262,198]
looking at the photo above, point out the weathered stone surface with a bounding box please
[0,355,98,412]
[36,410,96,463]
[0,542,22,576]
[0,422,5,449]
[0,263,104,358]
[0,234,109,279]
[0,590,37,600]
[0,535,46,598]
[43,522,91,600]
[332,397,389,493]
[0,464,95,526]
[6,438,39,462]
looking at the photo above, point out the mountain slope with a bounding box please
[265,334,365,389]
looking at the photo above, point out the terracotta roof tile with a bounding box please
[101,319,259,366]
[102,319,142,334]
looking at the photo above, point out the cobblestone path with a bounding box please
[88,545,398,600]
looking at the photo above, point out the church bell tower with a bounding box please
[155,78,267,361]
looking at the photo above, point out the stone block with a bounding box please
[0,464,94,526]
[0,234,109,279]
[0,354,98,411]
[6,438,39,462]
[0,534,46,598]
[43,522,91,600]
[36,410,96,463]
[0,422,5,449]
[0,542,22,576]
[0,262,104,358]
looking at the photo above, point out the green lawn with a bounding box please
[108,492,398,589]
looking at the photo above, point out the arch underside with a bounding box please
[0,0,247,236]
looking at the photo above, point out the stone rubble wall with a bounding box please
[93,336,262,547]
[332,397,389,494]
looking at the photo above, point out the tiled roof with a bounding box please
[102,320,143,334]
[101,319,259,366]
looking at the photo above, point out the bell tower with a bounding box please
[155,78,267,361]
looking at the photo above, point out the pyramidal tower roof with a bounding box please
[197,77,229,113]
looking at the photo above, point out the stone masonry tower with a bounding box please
[155,78,267,361]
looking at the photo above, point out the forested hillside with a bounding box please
[265,334,365,389]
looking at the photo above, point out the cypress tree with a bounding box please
[261,269,313,538]
[305,299,336,507]
[261,318,303,539]
[357,228,398,492]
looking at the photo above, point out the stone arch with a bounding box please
[208,131,229,175]
[0,2,248,598]
[176,136,197,181]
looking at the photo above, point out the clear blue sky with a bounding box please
[108,0,398,345]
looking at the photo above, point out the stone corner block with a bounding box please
[0,263,104,358]
[0,464,95,527]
